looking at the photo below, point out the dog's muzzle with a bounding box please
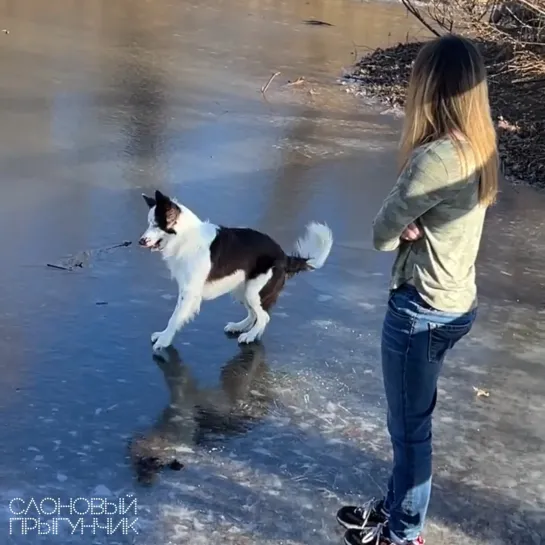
[139,237,162,250]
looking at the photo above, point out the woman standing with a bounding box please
[336,34,499,545]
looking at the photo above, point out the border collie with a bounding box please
[139,190,333,351]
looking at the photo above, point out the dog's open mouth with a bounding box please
[151,240,163,251]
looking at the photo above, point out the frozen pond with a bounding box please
[0,0,544,544]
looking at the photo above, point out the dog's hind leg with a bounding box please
[237,269,275,344]
[224,290,256,334]
[259,265,286,313]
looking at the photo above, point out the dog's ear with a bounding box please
[142,194,156,209]
[155,190,171,203]
[154,190,181,231]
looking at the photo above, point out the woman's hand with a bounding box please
[400,222,423,242]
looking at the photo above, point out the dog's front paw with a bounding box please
[224,322,244,334]
[151,331,174,352]
[224,322,237,334]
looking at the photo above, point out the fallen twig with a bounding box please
[261,71,281,95]
[303,19,334,26]
[511,75,545,84]
[102,240,132,251]
[286,77,305,87]
[47,240,132,271]
[47,263,72,271]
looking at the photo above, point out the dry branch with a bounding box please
[400,0,442,37]
[261,72,281,95]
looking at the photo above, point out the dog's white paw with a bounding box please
[224,322,239,334]
[151,331,174,352]
[237,330,259,344]
[225,321,247,334]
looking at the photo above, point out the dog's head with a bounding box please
[138,190,182,251]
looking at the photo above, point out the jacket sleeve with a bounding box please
[372,148,450,251]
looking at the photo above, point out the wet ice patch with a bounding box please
[517,344,545,364]
[92,484,113,496]
[273,138,341,158]
[311,319,334,329]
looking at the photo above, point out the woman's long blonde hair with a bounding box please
[399,34,499,206]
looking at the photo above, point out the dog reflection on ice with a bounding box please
[129,343,274,484]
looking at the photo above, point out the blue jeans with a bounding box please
[381,285,476,541]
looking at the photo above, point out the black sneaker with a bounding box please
[336,498,388,530]
[344,523,425,545]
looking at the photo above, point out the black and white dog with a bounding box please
[139,190,333,351]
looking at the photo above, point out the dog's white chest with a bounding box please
[202,270,245,301]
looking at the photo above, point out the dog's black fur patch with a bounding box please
[207,227,311,311]
[154,190,181,234]
[208,227,284,281]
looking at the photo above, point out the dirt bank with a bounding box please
[344,40,545,188]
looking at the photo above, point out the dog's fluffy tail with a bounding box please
[285,222,333,277]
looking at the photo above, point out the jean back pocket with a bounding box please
[427,321,473,364]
